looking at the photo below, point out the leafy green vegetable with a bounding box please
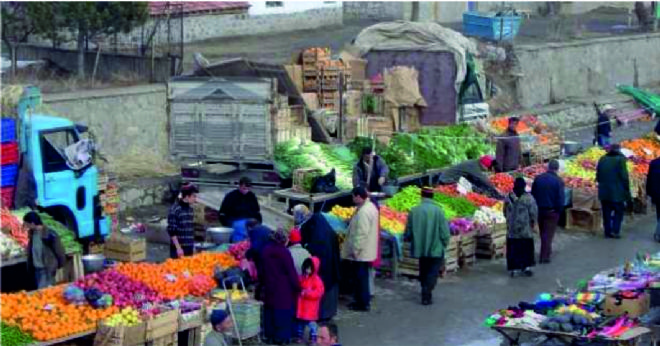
[13,208,82,254]
[1,321,34,346]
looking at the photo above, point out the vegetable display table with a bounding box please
[492,325,650,346]
[1,255,26,268]
[274,188,352,212]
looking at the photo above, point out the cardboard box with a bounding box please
[104,235,146,262]
[94,321,146,346]
[603,293,650,317]
[146,309,179,341]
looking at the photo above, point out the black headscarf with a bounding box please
[513,177,526,198]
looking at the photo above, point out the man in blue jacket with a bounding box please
[531,160,565,264]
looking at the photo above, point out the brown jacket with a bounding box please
[27,228,66,274]
[495,129,522,172]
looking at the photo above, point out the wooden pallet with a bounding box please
[476,231,506,259]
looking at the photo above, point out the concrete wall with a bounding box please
[343,1,405,22]
[43,85,169,163]
[120,6,342,44]
[513,32,660,108]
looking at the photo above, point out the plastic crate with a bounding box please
[1,118,17,143]
[1,164,18,187]
[462,11,522,41]
[1,187,14,208]
[1,142,19,165]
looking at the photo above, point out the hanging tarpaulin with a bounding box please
[618,85,660,114]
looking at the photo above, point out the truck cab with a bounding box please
[14,86,109,242]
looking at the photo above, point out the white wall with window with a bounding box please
[249,1,341,15]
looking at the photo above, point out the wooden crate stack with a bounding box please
[272,100,313,144]
[459,231,477,268]
[302,48,330,93]
[399,235,459,277]
[476,223,507,259]
[98,172,119,231]
[567,189,602,234]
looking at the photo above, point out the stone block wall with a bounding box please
[43,85,169,164]
[513,33,660,108]
[119,176,179,211]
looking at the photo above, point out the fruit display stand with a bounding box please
[398,236,460,277]
[273,188,352,212]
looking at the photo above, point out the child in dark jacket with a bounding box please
[296,257,325,344]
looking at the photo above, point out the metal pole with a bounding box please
[338,71,344,142]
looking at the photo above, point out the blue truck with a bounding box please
[4,86,109,244]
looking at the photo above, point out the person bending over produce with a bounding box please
[168,183,198,259]
[219,177,262,242]
[495,117,522,173]
[204,309,233,346]
[353,147,389,193]
[24,212,65,289]
[436,155,502,199]
[404,188,451,306]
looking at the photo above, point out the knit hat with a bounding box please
[479,155,494,169]
[210,309,229,326]
[270,228,289,245]
[289,228,302,244]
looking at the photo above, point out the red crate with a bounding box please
[1,142,19,165]
[1,187,14,209]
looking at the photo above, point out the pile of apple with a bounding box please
[75,270,162,308]
[105,307,142,327]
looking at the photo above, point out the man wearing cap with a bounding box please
[594,103,613,147]
[167,183,198,259]
[495,117,522,173]
[596,144,631,239]
[436,155,502,199]
[405,188,451,305]
[219,177,262,242]
[204,310,232,346]
[531,160,565,264]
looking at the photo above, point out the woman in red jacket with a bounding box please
[296,257,325,345]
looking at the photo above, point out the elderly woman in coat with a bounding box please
[504,177,538,278]
[261,228,301,344]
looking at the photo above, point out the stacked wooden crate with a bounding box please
[399,235,460,277]
[459,231,477,268]
[98,171,119,231]
[476,223,507,259]
[302,48,330,93]
[272,96,312,144]
[566,189,602,234]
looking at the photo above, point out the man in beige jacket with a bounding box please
[342,186,379,311]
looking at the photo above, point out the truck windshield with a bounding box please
[41,129,79,173]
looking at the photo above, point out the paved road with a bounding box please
[335,213,659,346]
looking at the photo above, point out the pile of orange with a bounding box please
[115,252,237,300]
[621,138,660,161]
[1,285,117,341]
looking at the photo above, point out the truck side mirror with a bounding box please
[75,123,88,133]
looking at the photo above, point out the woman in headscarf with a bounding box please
[261,228,301,344]
[294,204,341,322]
[504,177,538,277]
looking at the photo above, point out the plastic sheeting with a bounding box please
[353,21,477,92]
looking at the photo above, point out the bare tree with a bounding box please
[1,2,35,78]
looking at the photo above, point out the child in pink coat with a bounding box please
[296,256,325,344]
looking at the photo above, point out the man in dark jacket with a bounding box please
[495,117,522,172]
[352,147,389,193]
[531,160,565,263]
[219,177,262,242]
[596,144,631,239]
[647,156,660,241]
[437,155,502,199]
[594,103,613,147]
[24,212,66,289]
[168,184,197,259]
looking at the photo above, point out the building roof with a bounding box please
[149,2,250,16]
